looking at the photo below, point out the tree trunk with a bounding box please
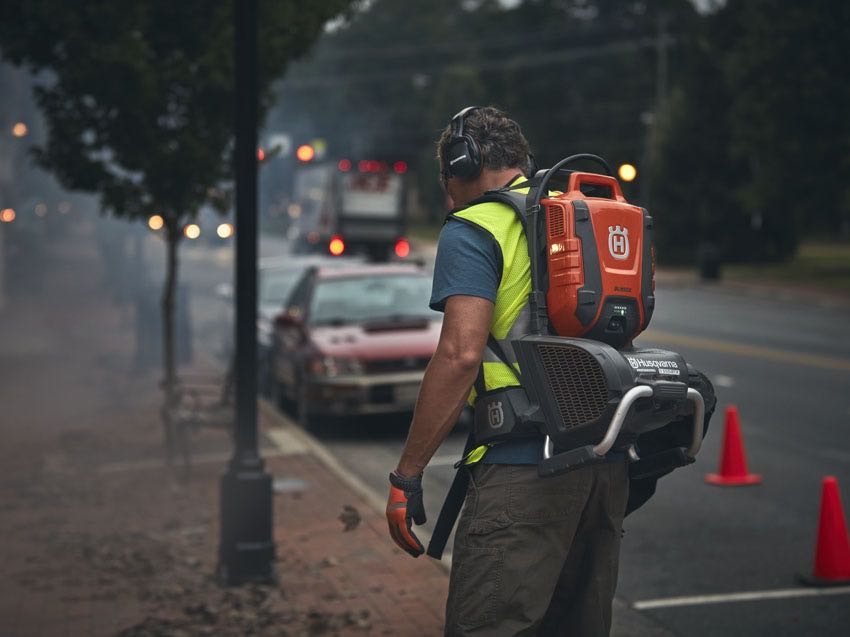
[161,226,180,459]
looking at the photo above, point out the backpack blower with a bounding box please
[469,154,708,479]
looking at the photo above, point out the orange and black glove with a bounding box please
[386,471,426,558]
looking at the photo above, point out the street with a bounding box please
[166,231,850,636]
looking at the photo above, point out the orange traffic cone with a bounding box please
[798,476,850,586]
[704,405,762,486]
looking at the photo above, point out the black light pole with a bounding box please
[217,0,276,585]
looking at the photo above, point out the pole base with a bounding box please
[704,472,762,486]
[217,456,276,586]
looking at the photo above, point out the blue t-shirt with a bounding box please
[430,218,542,464]
[429,218,501,312]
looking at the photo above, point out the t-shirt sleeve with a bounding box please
[429,218,502,312]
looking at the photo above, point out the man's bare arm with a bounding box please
[395,295,493,478]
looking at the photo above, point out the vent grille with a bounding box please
[536,344,608,429]
[547,202,566,237]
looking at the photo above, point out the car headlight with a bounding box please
[308,356,363,377]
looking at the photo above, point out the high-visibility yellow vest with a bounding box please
[448,177,532,397]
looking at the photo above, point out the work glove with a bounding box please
[386,471,426,558]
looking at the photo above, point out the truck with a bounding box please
[287,158,411,262]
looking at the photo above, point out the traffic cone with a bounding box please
[798,476,850,586]
[704,405,762,486]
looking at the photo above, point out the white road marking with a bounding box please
[632,585,850,610]
[712,374,735,388]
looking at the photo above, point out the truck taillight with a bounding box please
[338,159,352,172]
[393,161,408,174]
[395,238,410,258]
[357,160,383,173]
[329,235,345,256]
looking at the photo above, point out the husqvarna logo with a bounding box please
[608,225,630,260]
[487,401,504,429]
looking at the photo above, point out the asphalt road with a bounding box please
[164,234,850,636]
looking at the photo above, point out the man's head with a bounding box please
[437,106,532,206]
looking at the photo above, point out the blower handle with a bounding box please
[523,154,613,336]
[526,153,613,210]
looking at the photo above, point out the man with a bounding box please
[386,106,631,636]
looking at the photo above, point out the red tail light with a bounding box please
[338,158,352,172]
[393,161,408,174]
[329,235,345,256]
[395,238,410,258]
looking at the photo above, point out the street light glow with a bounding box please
[296,144,315,162]
[618,163,637,182]
[217,222,234,238]
[11,122,28,137]
[184,223,201,239]
[148,214,164,230]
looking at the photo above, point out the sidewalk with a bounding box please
[0,219,447,636]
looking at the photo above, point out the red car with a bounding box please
[270,263,441,428]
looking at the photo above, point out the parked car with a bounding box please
[215,255,361,394]
[270,263,441,428]
[256,255,361,394]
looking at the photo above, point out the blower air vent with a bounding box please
[547,202,566,238]
[536,343,608,429]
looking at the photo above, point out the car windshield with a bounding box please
[259,269,301,306]
[309,274,438,326]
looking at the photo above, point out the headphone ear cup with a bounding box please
[444,135,481,180]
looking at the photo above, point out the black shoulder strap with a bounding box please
[487,333,523,385]
[468,188,529,231]
[472,187,549,334]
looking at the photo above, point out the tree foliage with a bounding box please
[268,0,848,263]
[0,0,354,420]
[0,0,354,229]
[270,0,698,219]
[653,0,850,262]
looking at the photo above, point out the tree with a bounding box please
[0,0,354,433]
[270,0,699,220]
[653,0,850,264]
[720,0,850,260]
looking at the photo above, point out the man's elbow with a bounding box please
[437,344,482,376]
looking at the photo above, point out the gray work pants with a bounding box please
[445,460,629,636]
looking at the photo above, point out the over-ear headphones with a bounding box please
[442,106,482,181]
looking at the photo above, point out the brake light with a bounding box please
[395,238,410,258]
[357,160,384,173]
[338,158,352,172]
[329,235,345,256]
[393,161,408,174]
